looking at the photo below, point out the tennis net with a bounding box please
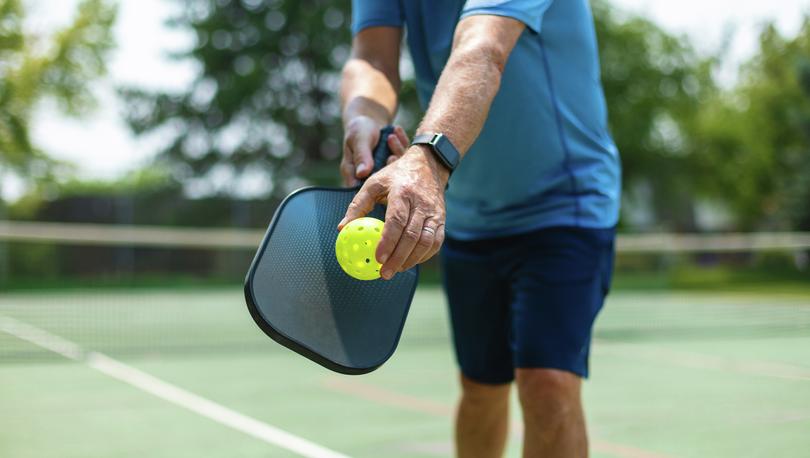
[1,221,809,362]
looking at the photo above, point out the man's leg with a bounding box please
[504,227,616,458]
[515,368,587,458]
[456,374,511,458]
[441,236,515,458]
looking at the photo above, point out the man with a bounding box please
[338,1,620,456]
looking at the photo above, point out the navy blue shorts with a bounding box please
[441,226,615,383]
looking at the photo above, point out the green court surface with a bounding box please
[1,287,809,458]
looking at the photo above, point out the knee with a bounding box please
[515,369,581,424]
[459,374,510,407]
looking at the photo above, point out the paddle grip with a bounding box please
[370,125,395,177]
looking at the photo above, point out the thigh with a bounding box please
[441,240,514,384]
[507,227,615,378]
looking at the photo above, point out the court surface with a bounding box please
[1,286,809,458]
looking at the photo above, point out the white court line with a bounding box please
[0,316,350,458]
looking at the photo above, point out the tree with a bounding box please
[122,0,424,200]
[122,0,359,199]
[593,1,716,230]
[693,18,810,230]
[0,0,116,194]
[125,0,717,228]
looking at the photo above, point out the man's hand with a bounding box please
[338,146,449,279]
[340,117,411,186]
[337,15,524,276]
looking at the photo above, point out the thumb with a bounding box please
[350,129,379,178]
[338,181,383,230]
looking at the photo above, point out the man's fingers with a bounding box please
[380,210,424,280]
[338,181,383,230]
[400,222,438,271]
[394,125,410,149]
[418,224,445,264]
[384,126,410,166]
[388,126,409,156]
[375,194,410,267]
[340,157,358,186]
[387,133,406,156]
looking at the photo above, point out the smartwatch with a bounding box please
[411,133,461,174]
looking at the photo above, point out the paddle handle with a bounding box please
[370,125,395,176]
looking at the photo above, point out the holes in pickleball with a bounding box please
[374,227,380,232]
[365,258,370,263]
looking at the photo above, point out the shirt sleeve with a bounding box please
[461,0,553,34]
[351,0,405,36]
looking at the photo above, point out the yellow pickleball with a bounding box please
[335,217,384,280]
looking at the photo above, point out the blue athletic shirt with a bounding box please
[351,0,621,240]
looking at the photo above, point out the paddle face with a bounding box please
[244,127,419,374]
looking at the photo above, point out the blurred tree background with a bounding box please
[693,21,810,231]
[121,0,354,199]
[0,0,116,201]
[1,0,809,233]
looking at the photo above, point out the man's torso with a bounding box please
[353,0,622,239]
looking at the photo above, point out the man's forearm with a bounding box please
[416,16,524,157]
[340,57,399,127]
[339,27,404,184]
[339,17,525,276]
[416,49,501,155]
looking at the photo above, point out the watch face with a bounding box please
[433,134,460,170]
[433,134,447,149]
[412,133,459,171]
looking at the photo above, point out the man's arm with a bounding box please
[340,26,410,186]
[340,15,526,279]
[417,15,524,154]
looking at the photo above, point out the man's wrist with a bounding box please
[342,98,392,129]
[411,132,462,175]
[343,114,383,131]
[407,144,451,187]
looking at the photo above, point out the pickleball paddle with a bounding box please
[244,126,419,374]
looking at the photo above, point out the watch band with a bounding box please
[411,133,461,173]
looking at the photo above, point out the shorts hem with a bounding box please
[514,361,588,379]
[459,368,514,385]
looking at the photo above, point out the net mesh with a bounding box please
[1,222,809,362]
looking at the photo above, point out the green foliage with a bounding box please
[693,18,810,230]
[121,0,809,232]
[0,0,116,186]
[52,167,175,196]
[126,0,718,223]
[593,1,716,229]
[122,0,360,198]
[7,166,176,219]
